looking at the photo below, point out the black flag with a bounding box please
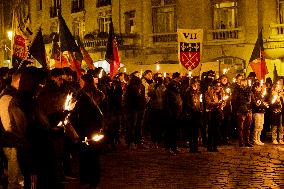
[29,28,47,68]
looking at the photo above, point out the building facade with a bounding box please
[1,0,283,78]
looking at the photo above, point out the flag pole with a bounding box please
[57,8,62,68]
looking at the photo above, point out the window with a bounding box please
[279,0,284,24]
[72,20,85,38]
[50,0,61,18]
[97,0,111,7]
[152,0,176,33]
[213,1,238,29]
[37,0,43,11]
[98,15,112,33]
[125,11,135,34]
[71,0,84,13]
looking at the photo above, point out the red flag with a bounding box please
[105,22,120,79]
[77,37,94,69]
[11,10,29,69]
[249,30,268,80]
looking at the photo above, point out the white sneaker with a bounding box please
[272,140,278,144]
[278,140,284,145]
[258,141,264,145]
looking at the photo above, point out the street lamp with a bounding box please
[7,31,12,41]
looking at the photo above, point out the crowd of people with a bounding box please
[0,66,283,189]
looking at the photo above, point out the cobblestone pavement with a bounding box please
[95,143,284,189]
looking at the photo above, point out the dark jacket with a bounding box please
[165,80,182,118]
[125,76,145,112]
[71,88,104,140]
[235,87,252,114]
[183,87,202,117]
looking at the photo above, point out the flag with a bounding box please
[58,14,82,78]
[11,10,29,69]
[105,21,120,79]
[50,39,69,68]
[249,30,268,80]
[29,28,47,69]
[77,37,94,69]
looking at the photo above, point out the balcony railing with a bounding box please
[83,39,108,48]
[269,23,284,39]
[151,33,177,43]
[207,27,244,41]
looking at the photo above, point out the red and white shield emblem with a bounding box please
[180,42,200,70]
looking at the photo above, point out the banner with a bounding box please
[178,29,203,71]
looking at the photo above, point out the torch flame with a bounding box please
[200,94,203,102]
[233,78,236,83]
[92,134,104,142]
[64,93,74,111]
[57,121,63,127]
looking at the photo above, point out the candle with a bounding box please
[99,69,103,79]
[140,70,143,78]
[248,80,252,87]
[156,64,160,72]
[124,68,127,73]
[223,68,228,74]
[223,95,229,101]
[271,94,278,104]
[226,88,231,94]
[262,87,267,98]
[188,71,192,78]
[164,72,167,78]
[260,79,264,86]
[233,78,236,83]
[200,94,203,102]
